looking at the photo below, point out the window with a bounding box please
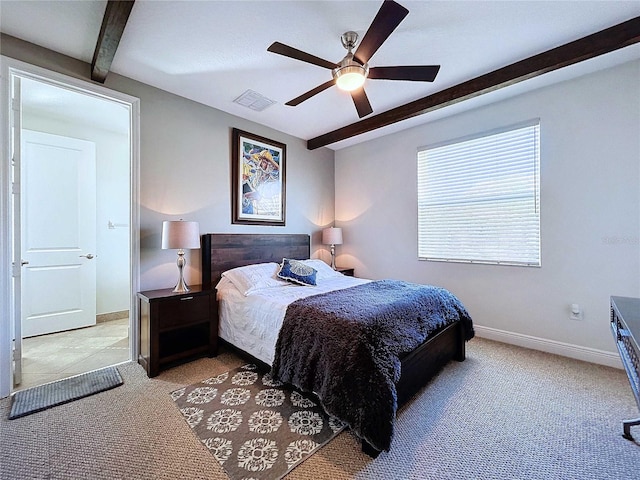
[417,121,540,266]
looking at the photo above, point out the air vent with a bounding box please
[233,90,276,112]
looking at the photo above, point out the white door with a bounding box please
[20,130,97,337]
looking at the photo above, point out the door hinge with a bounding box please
[11,182,19,195]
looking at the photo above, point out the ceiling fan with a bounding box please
[267,0,440,119]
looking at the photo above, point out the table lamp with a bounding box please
[162,220,200,293]
[322,227,343,270]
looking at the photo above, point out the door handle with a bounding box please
[21,260,29,266]
[79,254,95,259]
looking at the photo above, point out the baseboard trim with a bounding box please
[474,325,622,369]
[96,310,129,323]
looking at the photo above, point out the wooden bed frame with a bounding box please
[201,233,467,455]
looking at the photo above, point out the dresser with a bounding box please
[610,296,640,440]
[138,285,217,377]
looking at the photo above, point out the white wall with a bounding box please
[21,113,130,315]
[105,76,336,291]
[335,60,640,362]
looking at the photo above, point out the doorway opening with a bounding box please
[1,58,140,397]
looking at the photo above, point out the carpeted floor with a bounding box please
[1,338,638,480]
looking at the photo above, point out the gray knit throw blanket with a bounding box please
[271,279,474,452]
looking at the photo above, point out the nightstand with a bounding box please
[337,267,354,277]
[138,285,217,377]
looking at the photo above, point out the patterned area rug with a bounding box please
[171,364,344,480]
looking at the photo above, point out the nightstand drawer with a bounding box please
[158,294,210,330]
[337,267,354,277]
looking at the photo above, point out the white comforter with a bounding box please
[217,275,370,365]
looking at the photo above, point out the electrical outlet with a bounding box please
[569,303,582,320]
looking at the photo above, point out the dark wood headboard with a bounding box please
[201,234,311,290]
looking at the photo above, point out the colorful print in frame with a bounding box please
[231,128,286,225]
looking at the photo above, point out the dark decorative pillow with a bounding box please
[277,258,317,286]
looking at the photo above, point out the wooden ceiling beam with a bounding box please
[91,0,135,83]
[307,16,640,150]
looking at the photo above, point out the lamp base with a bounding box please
[330,244,337,270]
[173,249,191,293]
[172,278,191,294]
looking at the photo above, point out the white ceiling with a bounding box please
[1,1,639,150]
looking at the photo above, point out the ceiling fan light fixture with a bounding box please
[268,3,440,116]
[334,63,368,91]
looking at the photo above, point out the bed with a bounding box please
[201,233,474,456]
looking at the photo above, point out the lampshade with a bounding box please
[161,221,200,250]
[322,227,343,246]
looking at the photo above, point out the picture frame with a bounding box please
[231,128,286,226]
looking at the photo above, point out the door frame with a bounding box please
[0,56,141,398]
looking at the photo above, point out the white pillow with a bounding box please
[300,259,343,281]
[221,262,287,296]
[215,276,236,291]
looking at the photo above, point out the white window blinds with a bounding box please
[417,121,540,266]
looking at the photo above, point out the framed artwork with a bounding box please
[231,128,286,226]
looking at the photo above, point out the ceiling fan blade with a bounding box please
[268,42,337,70]
[354,0,409,65]
[350,88,373,118]
[369,65,441,82]
[285,80,336,106]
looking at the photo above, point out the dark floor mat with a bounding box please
[8,366,123,419]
